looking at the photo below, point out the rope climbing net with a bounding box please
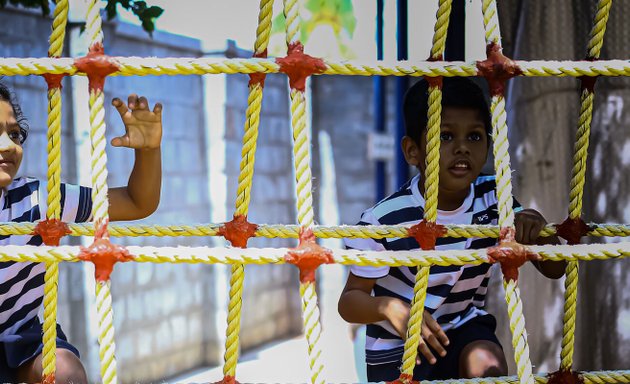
[0,0,628,383]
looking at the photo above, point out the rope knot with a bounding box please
[42,73,65,90]
[556,217,592,245]
[219,214,258,248]
[408,221,447,250]
[424,55,443,88]
[276,42,326,92]
[285,228,333,283]
[78,219,133,282]
[214,375,240,384]
[34,219,71,246]
[487,228,540,282]
[476,42,522,96]
[547,369,584,384]
[74,43,119,91]
[249,49,268,87]
[388,373,417,384]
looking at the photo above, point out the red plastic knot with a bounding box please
[218,214,258,248]
[213,375,240,384]
[276,42,326,92]
[42,73,65,90]
[42,373,55,384]
[78,219,133,282]
[285,228,334,283]
[387,373,418,384]
[555,217,592,245]
[408,221,447,250]
[476,42,523,96]
[547,369,583,384]
[249,49,268,88]
[74,42,119,92]
[424,55,443,89]
[487,227,540,282]
[34,219,71,246]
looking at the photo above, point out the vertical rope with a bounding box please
[283,0,324,381]
[401,2,452,380]
[85,1,116,382]
[42,1,69,381]
[223,0,274,379]
[400,267,430,378]
[482,2,533,383]
[505,279,534,382]
[562,0,612,371]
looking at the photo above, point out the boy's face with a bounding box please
[404,106,489,205]
[0,100,23,188]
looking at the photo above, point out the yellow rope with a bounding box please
[424,86,443,223]
[561,0,613,372]
[301,282,325,384]
[430,0,453,60]
[0,242,628,268]
[401,267,431,377]
[504,280,534,384]
[223,0,274,379]
[42,0,69,380]
[96,281,118,384]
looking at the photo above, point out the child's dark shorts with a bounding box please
[0,318,80,383]
[367,314,502,382]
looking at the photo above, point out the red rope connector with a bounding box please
[424,55,443,89]
[34,219,71,246]
[388,373,417,384]
[42,373,55,384]
[276,42,326,92]
[476,42,522,96]
[487,227,540,282]
[74,43,119,92]
[78,219,133,282]
[42,73,65,90]
[249,49,268,88]
[214,375,240,384]
[547,369,584,384]
[218,214,258,248]
[408,221,447,250]
[285,228,333,283]
[579,57,598,92]
[556,217,591,245]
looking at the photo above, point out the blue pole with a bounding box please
[374,0,386,202]
[395,0,409,188]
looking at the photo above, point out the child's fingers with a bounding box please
[137,96,149,110]
[417,342,437,364]
[515,219,525,243]
[112,98,128,116]
[153,102,163,115]
[111,135,130,147]
[425,313,449,346]
[530,222,542,244]
[422,329,447,358]
[128,94,139,109]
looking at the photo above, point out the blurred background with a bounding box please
[0,0,628,382]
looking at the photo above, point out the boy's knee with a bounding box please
[459,341,508,378]
[55,349,88,384]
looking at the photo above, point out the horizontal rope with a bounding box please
[3,57,630,78]
[2,221,629,239]
[425,369,630,384]
[0,241,627,266]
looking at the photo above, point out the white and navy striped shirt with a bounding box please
[345,174,521,365]
[0,177,91,340]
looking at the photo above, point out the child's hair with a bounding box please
[403,77,491,145]
[0,80,28,143]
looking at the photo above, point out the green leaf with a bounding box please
[142,5,162,19]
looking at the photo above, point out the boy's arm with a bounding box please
[515,208,566,279]
[107,95,162,222]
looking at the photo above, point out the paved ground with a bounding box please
[171,264,366,383]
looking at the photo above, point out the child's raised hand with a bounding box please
[515,208,547,245]
[111,94,162,150]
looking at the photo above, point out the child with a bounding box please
[0,81,163,383]
[338,77,565,382]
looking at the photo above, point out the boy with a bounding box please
[0,81,163,383]
[338,77,565,381]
